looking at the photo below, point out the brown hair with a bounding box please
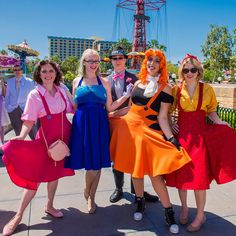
[33,60,63,86]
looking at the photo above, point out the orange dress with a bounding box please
[109,83,191,178]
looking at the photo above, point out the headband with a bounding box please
[181,54,199,63]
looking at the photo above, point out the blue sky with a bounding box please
[0,0,235,63]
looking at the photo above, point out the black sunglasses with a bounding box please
[182,68,198,74]
[112,57,125,61]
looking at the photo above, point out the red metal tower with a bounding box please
[117,0,167,52]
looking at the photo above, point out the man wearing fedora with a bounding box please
[107,46,159,203]
[5,63,37,139]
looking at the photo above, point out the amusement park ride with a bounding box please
[116,0,167,68]
[7,40,39,73]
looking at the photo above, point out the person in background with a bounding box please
[110,48,191,234]
[64,49,132,214]
[0,75,10,146]
[2,60,75,236]
[166,54,236,232]
[5,63,37,139]
[107,46,159,204]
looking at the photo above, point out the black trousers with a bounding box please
[8,106,38,140]
[112,167,135,193]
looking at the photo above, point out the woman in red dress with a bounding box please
[2,60,74,236]
[166,54,236,232]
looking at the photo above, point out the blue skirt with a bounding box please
[64,103,111,170]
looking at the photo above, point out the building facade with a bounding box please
[48,36,115,60]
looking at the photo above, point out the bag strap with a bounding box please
[41,112,63,151]
[36,88,64,150]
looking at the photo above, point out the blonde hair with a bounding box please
[78,49,100,76]
[138,48,168,84]
[178,57,203,81]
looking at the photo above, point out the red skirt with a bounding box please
[2,139,74,190]
[205,124,236,184]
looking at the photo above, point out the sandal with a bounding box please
[187,215,206,232]
[3,215,22,236]
[87,197,97,214]
[45,208,63,218]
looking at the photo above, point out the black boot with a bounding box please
[165,207,179,234]
[110,169,124,203]
[134,197,145,221]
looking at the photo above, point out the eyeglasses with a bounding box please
[111,57,125,61]
[41,69,55,74]
[182,68,198,74]
[13,68,22,72]
[84,60,100,64]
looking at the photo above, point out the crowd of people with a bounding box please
[0,47,236,235]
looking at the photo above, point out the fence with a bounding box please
[217,106,236,130]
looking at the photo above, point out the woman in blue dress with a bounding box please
[64,49,132,214]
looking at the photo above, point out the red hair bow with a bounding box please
[181,54,199,63]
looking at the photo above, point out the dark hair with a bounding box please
[33,60,63,86]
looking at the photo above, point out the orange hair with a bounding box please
[138,48,168,84]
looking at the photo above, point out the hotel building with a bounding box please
[48,36,115,60]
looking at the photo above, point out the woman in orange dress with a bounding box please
[110,49,191,234]
[166,54,236,232]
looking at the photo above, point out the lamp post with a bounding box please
[217,77,222,84]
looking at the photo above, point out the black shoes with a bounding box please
[134,192,159,203]
[165,207,179,234]
[109,188,123,203]
[144,191,159,203]
[133,197,145,221]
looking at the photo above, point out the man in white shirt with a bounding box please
[5,64,37,139]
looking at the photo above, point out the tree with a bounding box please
[167,61,178,75]
[112,38,132,53]
[147,39,167,52]
[0,49,8,55]
[202,25,233,82]
[26,58,40,75]
[51,55,62,65]
[60,56,79,82]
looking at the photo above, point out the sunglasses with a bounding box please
[13,68,22,72]
[84,60,100,65]
[182,68,198,74]
[111,57,125,61]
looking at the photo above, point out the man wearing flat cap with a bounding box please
[5,63,37,139]
[108,46,159,203]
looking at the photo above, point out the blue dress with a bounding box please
[64,77,111,170]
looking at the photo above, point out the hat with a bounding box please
[109,47,128,59]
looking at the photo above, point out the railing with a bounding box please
[217,106,236,130]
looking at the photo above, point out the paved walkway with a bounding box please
[0,130,236,236]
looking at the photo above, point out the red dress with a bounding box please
[2,90,75,190]
[166,83,236,190]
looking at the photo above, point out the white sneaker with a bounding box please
[169,224,179,234]
[134,212,143,221]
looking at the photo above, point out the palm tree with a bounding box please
[147,39,167,52]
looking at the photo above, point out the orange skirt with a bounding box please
[109,105,191,178]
